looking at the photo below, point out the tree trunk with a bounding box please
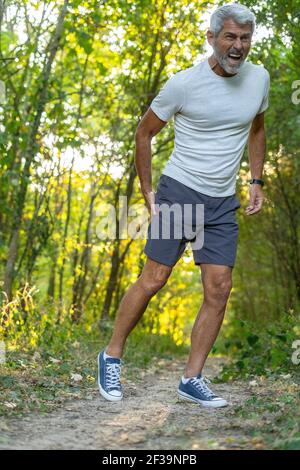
[3,0,69,300]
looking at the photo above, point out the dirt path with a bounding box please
[0,357,258,450]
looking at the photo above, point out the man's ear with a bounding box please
[206,29,214,47]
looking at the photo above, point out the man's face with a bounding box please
[208,19,252,74]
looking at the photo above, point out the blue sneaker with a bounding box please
[98,349,123,402]
[178,374,228,408]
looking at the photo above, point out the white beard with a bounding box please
[213,49,246,75]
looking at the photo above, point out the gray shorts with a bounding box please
[143,175,241,267]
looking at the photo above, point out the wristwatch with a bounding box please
[249,178,264,187]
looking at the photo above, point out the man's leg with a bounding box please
[184,263,232,378]
[105,257,172,358]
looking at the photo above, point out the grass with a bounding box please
[230,371,300,450]
[1,317,299,450]
[0,322,189,417]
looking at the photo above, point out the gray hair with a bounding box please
[210,3,256,36]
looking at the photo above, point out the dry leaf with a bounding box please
[249,380,258,387]
[71,373,83,383]
[49,357,61,364]
[4,402,17,409]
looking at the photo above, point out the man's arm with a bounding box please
[134,108,167,214]
[248,111,266,179]
[245,111,266,216]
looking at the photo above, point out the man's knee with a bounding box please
[203,275,232,311]
[139,258,172,296]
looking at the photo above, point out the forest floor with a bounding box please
[0,355,299,450]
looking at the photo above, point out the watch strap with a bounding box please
[249,178,264,187]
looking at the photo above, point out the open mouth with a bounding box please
[227,53,243,62]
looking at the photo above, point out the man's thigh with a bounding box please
[143,176,189,267]
[192,195,240,268]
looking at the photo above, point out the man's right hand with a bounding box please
[143,189,159,216]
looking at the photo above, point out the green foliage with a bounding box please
[231,374,300,450]
[0,305,187,417]
[214,313,300,381]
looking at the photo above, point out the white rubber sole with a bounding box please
[177,389,228,408]
[97,352,123,402]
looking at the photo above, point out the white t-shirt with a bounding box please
[150,57,270,197]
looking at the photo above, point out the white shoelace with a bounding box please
[106,363,122,391]
[190,375,216,399]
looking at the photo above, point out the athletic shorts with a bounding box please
[143,175,241,268]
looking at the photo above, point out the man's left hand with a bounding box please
[245,184,264,216]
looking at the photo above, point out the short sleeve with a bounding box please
[150,73,185,122]
[257,69,270,114]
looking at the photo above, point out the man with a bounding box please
[98,3,270,407]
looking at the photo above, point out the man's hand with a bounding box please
[245,184,264,216]
[143,189,159,216]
